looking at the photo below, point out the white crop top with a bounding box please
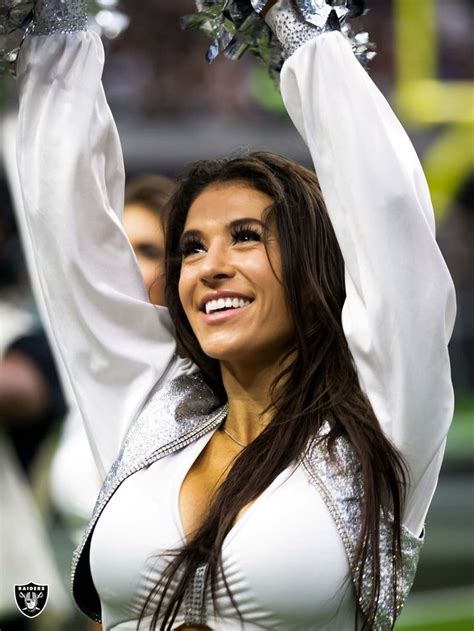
[90,429,358,630]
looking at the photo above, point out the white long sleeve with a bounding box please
[280,32,456,535]
[16,32,196,478]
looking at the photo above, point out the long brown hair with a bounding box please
[140,152,406,630]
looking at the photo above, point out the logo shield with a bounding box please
[14,582,49,618]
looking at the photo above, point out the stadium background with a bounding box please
[0,1,472,629]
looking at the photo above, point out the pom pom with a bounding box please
[0,0,128,77]
[183,0,375,81]
[0,1,35,75]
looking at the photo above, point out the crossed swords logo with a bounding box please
[14,582,49,618]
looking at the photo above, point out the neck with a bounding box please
[220,352,294,443]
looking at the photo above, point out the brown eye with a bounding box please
[232,225,262,243]
[180,238,205,258]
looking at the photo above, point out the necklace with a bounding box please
[221,425,248,448]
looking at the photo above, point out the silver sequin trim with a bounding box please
[266,0,323,60]
[302,424,423,629]
[33,0,87,35]
[183,563,209,625]
[270,0,376,64]
[0,1,127,75]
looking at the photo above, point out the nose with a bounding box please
[198,239,235,285]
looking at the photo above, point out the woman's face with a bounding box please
[178,182,294,365]
[123,203,165,306]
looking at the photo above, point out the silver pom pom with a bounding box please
[0,0,128,76]
[183,0,375,82]
[0,1,35,75]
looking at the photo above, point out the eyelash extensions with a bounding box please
[232,223,263,243]
[179,222,263,258]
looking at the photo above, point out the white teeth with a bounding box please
[204,297,251,314]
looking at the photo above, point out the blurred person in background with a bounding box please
[0,201,69,628]
[13,1,456,630]
[0,331,68,631]
[1,331,66,478]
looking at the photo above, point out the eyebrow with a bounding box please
[179,217,267,247]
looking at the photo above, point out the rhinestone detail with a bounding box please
[183,563,209,625]
[301,423,423,629]
[33,0,87,35]
[265,0,327,59]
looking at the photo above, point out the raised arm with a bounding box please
[15,4,195,477]
[268,3,456,535]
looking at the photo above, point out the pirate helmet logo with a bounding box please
[14,582,49,618]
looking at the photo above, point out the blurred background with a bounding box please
[0,1,473,630]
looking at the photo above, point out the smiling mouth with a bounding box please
[204,297,252,315]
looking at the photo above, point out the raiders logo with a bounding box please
[14,582,49,618]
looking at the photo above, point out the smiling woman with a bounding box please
[178,183,293,366]
[14,0,456,630]
[144,150,414,630]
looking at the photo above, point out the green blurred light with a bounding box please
[250,65,285,114]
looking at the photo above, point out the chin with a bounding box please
[200,341,288,369]
[195,331,295,367]
[198,338,253,363]
[200,345,244,363]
